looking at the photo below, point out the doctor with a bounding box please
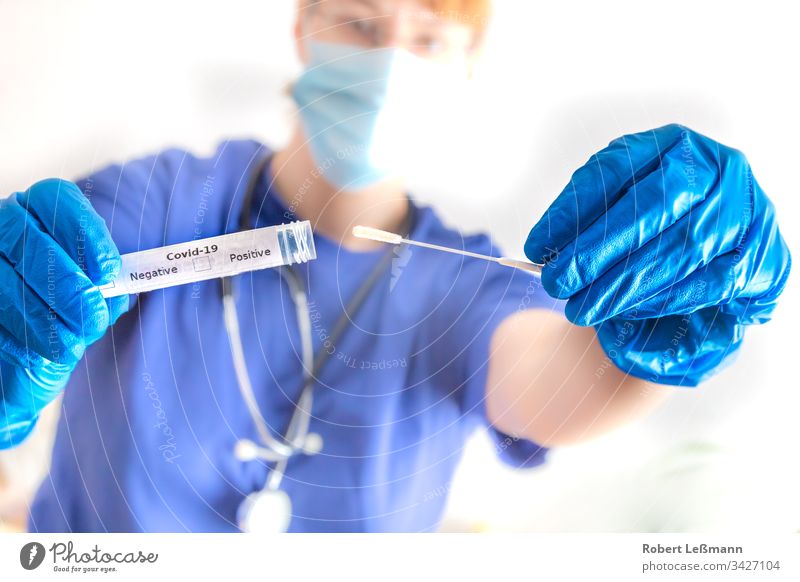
[0,0,790,532]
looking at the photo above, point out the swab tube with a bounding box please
[99,221,316,297]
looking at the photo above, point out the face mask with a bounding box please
[291,40,468,192]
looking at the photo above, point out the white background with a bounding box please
[0,0,798,532]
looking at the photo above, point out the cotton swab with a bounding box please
[352,225,544,275]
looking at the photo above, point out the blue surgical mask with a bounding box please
[291,41,466,192]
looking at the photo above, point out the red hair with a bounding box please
[303,0,492,43]
[418,0,491,36]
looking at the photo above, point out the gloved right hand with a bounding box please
[0,178,129,448]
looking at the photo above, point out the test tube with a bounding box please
[99,221,316,298]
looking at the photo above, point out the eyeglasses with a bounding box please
[304,0,477,62]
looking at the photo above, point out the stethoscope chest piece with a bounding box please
[237,488,292,533]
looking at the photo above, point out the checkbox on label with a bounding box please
[193,256,212,272]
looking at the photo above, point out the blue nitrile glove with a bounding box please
[525,125,791,386]
[0,179,129,448]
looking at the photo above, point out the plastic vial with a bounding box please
[99,221,317,298]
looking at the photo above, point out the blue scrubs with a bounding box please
[28,140,563,532]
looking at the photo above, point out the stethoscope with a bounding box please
[221,153,414,533]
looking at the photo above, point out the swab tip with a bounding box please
[352,225,403,245]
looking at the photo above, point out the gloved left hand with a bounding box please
[0,179,129,448]
[525,124,791,386]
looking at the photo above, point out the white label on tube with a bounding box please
[99,224,309,298]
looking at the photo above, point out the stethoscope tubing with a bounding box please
[223,151,415,494]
